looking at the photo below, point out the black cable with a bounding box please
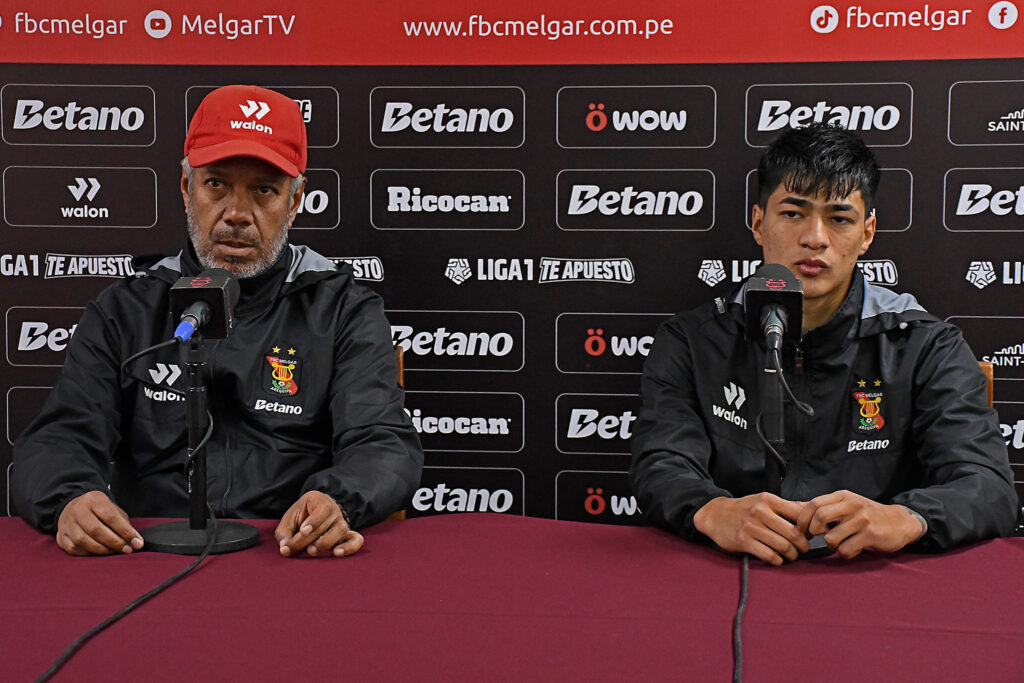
[184,410,215,478]
[120,338,187,398]
[769,348,814,416]
[755,412,788,478]
[732,556,750,683]
[34,506,218,683]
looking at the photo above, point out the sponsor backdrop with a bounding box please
[2,2,1024,525]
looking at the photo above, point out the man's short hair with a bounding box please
[757,123,881,213]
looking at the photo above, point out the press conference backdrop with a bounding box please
[1,2,1023,526]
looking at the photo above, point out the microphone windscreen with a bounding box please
[169,268,239,339]
[743,263,803,344]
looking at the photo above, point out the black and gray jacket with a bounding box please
[630,271,1017,551]
[13,242,423,533]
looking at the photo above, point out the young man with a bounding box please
[13,85,423,558]
[630,123,1017,565]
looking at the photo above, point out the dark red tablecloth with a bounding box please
[2,514,1022,682]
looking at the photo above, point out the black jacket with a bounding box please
[630,271,1017,551]
[12,242,423,533]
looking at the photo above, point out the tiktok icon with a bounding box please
[811,5,839,33]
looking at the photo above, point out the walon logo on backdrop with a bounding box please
[388,310,525,372]
[556,313,669,374]
[745,82,912,147]
[3,166,157,229]
[556,85,716,148]
[745,167,912,232]
[2,84,155,146]
[410,466,525,516]
[291,169,340,230]
[949,316,1024,379]
[371,169,524,230]
[6,306,83,367]
[185,86,339,149]
[554,470,644,526]
[556,393,640,455]
[556,169,714,231]
[370,86,524,148]
[949,81,1024,146]
[405,390,524,453]
[944,168,1024,231]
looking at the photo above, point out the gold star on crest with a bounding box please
[272,346,281,353]
[288,348,296,356]
[857,380,866,388]
[874,379,882,387]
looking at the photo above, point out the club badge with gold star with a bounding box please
[264,345,301,396]
[851,378,885,433]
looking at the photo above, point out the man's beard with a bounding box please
[187,204,289,279]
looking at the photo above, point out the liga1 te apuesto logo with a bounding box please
[852,379,884,433]
[264,345,300,396]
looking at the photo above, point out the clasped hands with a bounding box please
[693,490,926,566]
[55,489,364,558]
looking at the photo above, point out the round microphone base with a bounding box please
[143,520,259,555]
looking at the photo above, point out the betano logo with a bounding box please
[757,99,901,132]
[1000,419,1024,450]
[566,409,636,440]
[380,103,515,133]
[12,99,145,131]
[17,321,77,352]
[412,483,514,513]
[585,102,687,132]
[955,184,1024,216]
[567,184,703,216]
[392,325,515,357]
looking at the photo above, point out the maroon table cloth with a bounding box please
[1,514,1022,682]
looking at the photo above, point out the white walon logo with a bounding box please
[239,100,270,119]
[67,177,101,202]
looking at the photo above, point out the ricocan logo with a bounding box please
[144,10,172,39]
[586,103,607,131]
[811,5,839,33]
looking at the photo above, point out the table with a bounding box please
[2,514,1022,681]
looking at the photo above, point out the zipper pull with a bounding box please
[795,345,804,374]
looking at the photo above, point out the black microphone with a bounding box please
[169,268,239,341]
[744,263,803,351]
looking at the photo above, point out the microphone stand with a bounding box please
[143,334,259,554]
[760,346,785,495]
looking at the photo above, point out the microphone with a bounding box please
[744,263,803,351]
[169,268,239,341]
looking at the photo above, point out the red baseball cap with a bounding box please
[184,85,307,177]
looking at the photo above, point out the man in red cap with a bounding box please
[12,85,423,558]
